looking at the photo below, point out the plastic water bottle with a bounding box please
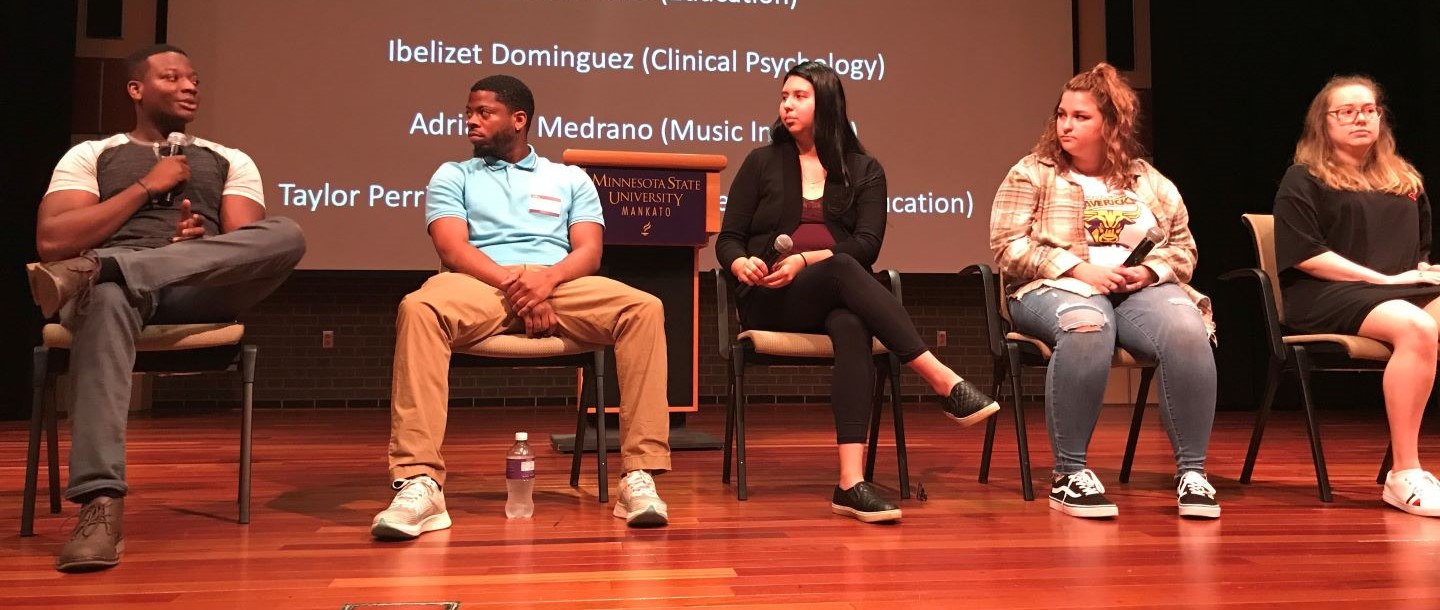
[505,432,535,518]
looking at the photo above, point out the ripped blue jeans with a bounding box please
[1010,283,1216,476]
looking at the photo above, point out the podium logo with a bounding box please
[642,221,652,237]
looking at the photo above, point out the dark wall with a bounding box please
[0,4,76,420]
[1151,1,1440,409]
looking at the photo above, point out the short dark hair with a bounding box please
[471,75,535,132]
[125,44,188,81]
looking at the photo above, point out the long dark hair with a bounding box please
[770,61,867,190]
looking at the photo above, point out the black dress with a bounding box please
[1274,164,1438,334]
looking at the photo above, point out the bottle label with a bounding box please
[506,458,535,480]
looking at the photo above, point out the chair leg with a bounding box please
[1007,344,1035,501]
[1293,347,1333,502]
[864,365,884,483]
[595,350,608,504]
[23,347,49,537]
[1241,359,1283,484]
[1378,443,1394,485]
[722,359,736,484]
[570,364,589,489]
[979,360,1005,484]
[1119,367,1155,484]
[890,356,910,500]
[239,345,255,525]
[733,344,749,501]
[45,384,61,515]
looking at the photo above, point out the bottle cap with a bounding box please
[515,432,528,441]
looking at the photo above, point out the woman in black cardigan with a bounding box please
[716,61,998,523]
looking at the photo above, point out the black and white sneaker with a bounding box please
[940,379,1000,427]
[1049,469,1118,518]
[831,481,902,523]
[1176,471,1221,519]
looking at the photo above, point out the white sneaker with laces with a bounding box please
[371,475,451,540]
[613,470,669,527]
[1383,469,1440,517]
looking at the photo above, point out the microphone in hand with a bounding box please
[161,132,189,205]
[1110,227,1166,303]
[737,233,793,298]
[1120,226,1166,267]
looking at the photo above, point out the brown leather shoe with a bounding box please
[26,251,100,319]
[55,495,124,573]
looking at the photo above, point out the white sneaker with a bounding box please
[613,470,669,527]
[371,476,451,540]
[1383,469,1440,517]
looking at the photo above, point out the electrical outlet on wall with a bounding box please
[322,330,334,348]
[936,330,948,347]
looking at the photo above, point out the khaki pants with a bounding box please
[388,269,672,485]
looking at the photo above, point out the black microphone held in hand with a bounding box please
[1121,226,1166,267]
[1108,226,1166,304]
[161,132,188,206]
[737,233,793,299]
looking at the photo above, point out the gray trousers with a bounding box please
[1009,283,1216,476]
[60,216,305,501]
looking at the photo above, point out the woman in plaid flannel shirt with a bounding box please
[988,63,1218,520]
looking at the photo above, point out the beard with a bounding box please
[472,128,515,159]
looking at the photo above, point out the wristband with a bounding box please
[136,178,156,200]
[800,253,809,267]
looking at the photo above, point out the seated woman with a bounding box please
[716,61,998,524]
[989,63,1218,520]
[1273,75,1440,517]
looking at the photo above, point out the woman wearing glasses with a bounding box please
[1273,75,1440,517]
[717,61,999,523]
[990,63,1219,520]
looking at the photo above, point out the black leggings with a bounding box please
[739,254,928,444]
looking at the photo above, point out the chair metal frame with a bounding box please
[714,269,911,501]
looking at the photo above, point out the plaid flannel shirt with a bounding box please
[988,153,1214,337]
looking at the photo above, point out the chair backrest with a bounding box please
[1240,213,1284,324]
[715,269,735,358]
[995,269,1018,327]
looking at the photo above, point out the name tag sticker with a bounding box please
[529,193,563,217]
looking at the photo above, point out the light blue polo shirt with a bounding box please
[425,145,605,266]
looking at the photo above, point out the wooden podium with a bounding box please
[550,149,727,452]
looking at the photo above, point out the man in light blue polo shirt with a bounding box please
[373,75,672,539]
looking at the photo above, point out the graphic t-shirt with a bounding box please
[1070,172,1158,268]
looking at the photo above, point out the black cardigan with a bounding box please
[715,143,888,282]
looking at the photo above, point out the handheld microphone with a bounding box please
[1109,226,1166,304]
[737,233,793,299]
[162,132,188,205]
[1121,227,1166,267]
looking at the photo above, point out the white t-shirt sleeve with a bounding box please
[218,147,265,207]
[45,142,102,197]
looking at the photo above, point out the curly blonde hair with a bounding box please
[1032,62,1143,190]
[1294,75,1423,195]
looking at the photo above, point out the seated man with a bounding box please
[27,44,306,572]
[372,75,671,539]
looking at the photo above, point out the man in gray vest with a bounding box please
[27,44,306,572]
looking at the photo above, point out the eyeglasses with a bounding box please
[1326,106,1382,124]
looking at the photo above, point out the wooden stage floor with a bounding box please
[2,403,1439,609]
